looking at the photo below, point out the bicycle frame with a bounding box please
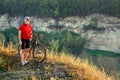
[29,34,41,53]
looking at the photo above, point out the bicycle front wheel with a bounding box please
[33,44,46,63]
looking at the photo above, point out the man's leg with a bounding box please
[24,39,30,62]
[24,48,29,62]
[20,49,26,65]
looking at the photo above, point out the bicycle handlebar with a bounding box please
[32,33,43,37]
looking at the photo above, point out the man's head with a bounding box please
[24,16,31,24]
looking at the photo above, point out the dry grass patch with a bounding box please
[46,52,111,80]
[0,45,17,57]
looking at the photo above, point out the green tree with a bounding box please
[112,0,120,15]
[0,0,120,17]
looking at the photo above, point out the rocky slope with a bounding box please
[0,61,79,80]
[0,14,120,53]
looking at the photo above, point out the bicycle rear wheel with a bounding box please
[33,44,46,63]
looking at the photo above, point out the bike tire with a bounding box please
[32,43,46,63]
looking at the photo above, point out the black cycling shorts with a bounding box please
[21,39,30,49]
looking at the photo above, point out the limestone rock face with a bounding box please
[0,14,120,53]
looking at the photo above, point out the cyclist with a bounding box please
[18,16,32,65]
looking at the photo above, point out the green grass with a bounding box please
[86,49,120,57]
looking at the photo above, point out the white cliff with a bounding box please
[0,14,120,53]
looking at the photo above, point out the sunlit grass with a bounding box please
[0,43,18,72]
[0,44,17,57]
[46,52,110,80]
[27,75,38,80]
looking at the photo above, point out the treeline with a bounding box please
[0,0,120,18]
[0,28,85,54]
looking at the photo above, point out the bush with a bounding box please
[35,30,86,54]
[0,28,86,54]
[2,27,18,46]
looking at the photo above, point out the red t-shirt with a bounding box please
[18,23,32,39]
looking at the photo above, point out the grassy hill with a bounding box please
[0,45,111,80]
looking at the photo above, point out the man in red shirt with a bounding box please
[18,16,32,65]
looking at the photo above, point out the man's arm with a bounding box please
[18,30,22,45]
[30,31,32,41]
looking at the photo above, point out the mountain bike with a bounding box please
[18,34,46,63]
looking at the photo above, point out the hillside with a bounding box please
[0,45,111,80]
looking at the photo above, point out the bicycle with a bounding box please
[18,34,46,63]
